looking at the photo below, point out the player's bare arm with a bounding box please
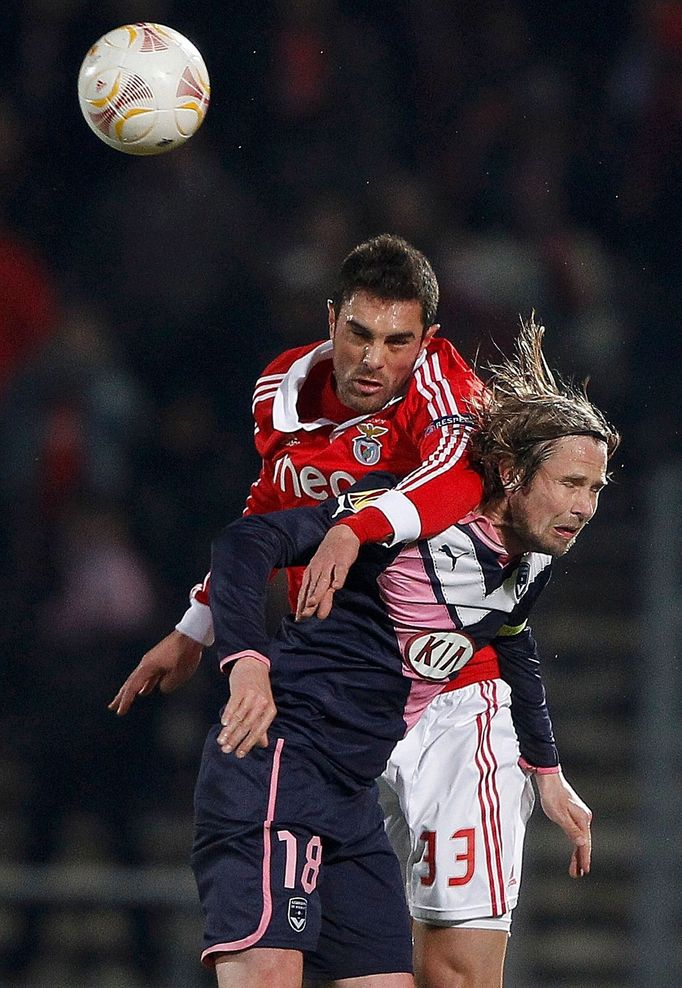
[217,655,277,758]
[535,769,593,878]
[109,629,203,716]
[295,525,360,621]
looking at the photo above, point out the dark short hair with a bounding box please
[331,233,439,329]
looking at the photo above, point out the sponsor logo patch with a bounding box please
[288,896,308,932]
[404,630,475,681]
[273,454,356,501]
[332,488,390,517]
[424,413,474,437]
[439,544,465,571]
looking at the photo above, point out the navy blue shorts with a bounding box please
[191,726,413,979]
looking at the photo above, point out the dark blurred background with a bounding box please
[0,1,680,986]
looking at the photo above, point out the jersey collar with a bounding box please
[272,340,428,434]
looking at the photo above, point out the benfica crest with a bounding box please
[352,423,389,465]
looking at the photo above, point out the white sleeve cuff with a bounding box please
[367,489,422,544]
[175,598,215,647]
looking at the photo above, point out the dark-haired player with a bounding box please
[112,233,487,710]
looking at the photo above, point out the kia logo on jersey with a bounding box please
[404,630,475,681]
[352,423,389,465]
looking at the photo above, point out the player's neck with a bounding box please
[322,372,359,422]
[480,501,525,557]
[297,362,357,424]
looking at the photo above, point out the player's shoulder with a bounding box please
[517,552,553,603]
[422,336,480,381]
[528,552,553,581]
[252,340,326,425]
[257,340,323,380]
[402,336,483,417]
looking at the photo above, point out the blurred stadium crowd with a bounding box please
[0,0,679,985]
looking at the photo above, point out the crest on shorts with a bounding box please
[288,896,308,932]
[352,423,388,465]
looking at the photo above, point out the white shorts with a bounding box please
[380,679,534,929]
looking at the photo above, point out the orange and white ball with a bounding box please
[77,22,210,155]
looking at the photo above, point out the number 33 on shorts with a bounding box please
[418,827,476,887]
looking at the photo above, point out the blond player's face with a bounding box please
[505,435,608,557]
[329,291,438,414]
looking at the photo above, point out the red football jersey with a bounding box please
[246,337,483,529]
[179,337,491,658]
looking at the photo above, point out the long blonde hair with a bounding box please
[469,314,620,499]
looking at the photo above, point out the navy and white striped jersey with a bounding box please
[210,473,553,786]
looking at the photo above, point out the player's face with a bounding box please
[329,292,438,414]
[504,436,608,558]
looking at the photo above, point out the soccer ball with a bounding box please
[77,22,210,155]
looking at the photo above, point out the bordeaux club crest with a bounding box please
[352,423,389,465]
[515,559,531,599]
[288,896,308,932]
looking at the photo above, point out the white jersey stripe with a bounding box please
[252,387,281,411]
[413,363,439,419]
[253,386,279,402]
[254,373,286,387]
[414,363,445,419]
[419,355,449,419]
[397,427,467,488]
[253,386,285,402]
[396,428,470,495]
[429,352,462,417]
[252,375,285,400]
[414,353,462,420]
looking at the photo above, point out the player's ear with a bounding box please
[420,323,439,348]
[327,299,336,339]
[499,458,520,490]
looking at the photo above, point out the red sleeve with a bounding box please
[243,460,281,516]
[392,423,483,539]
[339,340,484,544]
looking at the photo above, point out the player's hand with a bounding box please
[108,630,203,716]
[536,770,593,878]
[217,655,277,758]
[296,526,360,621]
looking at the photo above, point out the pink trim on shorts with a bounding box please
[201,737,285,965]
[474,682,507,916]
